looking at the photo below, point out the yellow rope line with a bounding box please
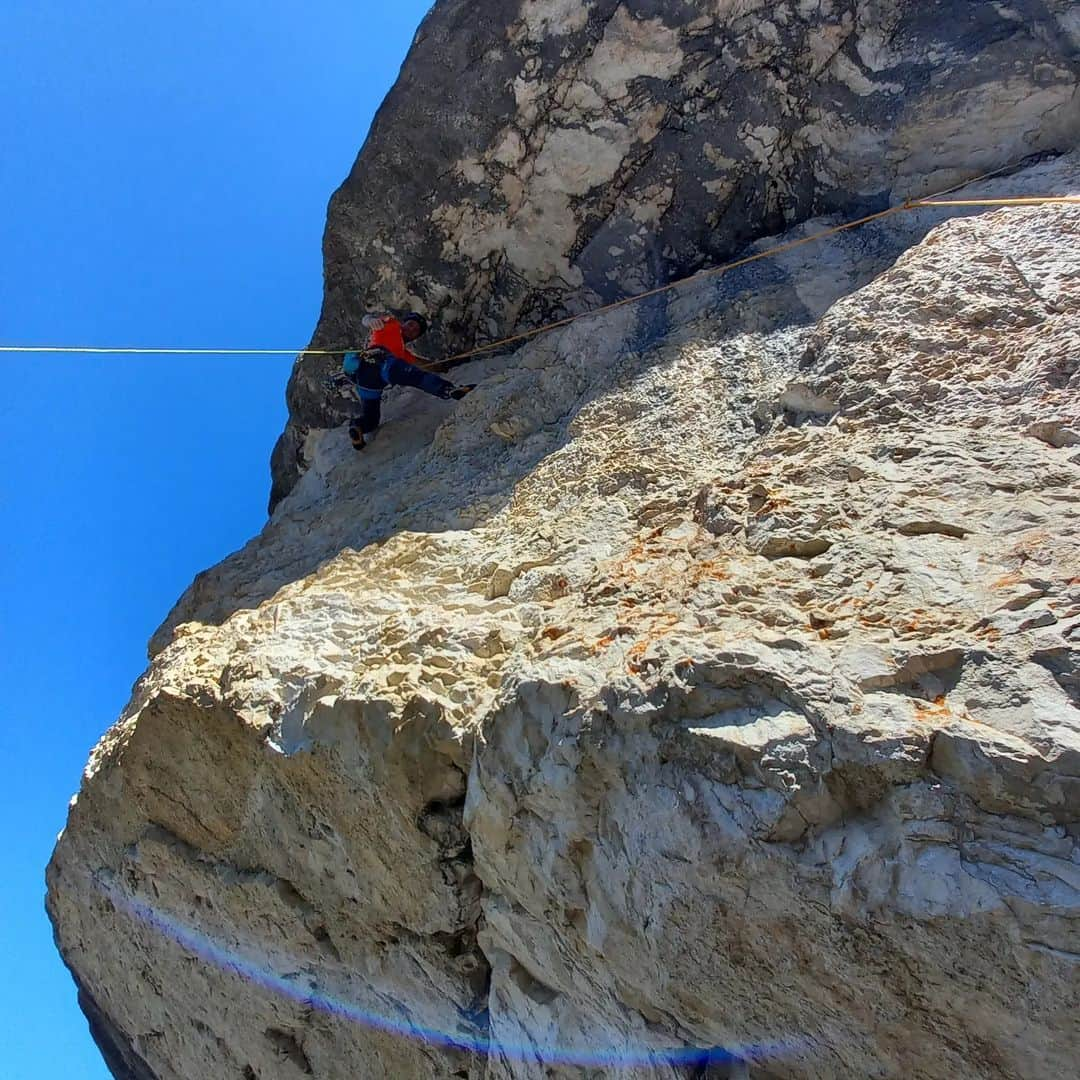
[1,194,1074,360]
[915,196,1080,207]
[0,346,343,355]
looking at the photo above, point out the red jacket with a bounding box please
[365,315,422,366]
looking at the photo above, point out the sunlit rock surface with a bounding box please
[47,2,1080,1078]
[49,150,1079,1078]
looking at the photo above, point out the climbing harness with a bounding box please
[2,186,1076,362]
[327,348,394,401]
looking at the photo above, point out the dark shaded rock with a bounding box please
[269,0,1080,508]
[77,981,159,1080]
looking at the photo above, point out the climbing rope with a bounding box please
[1,193,1076,362]
[446,194,1079,362]
[0,345,319,355]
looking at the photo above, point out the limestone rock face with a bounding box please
[270,0,1080,507]
[48,1,1080,1076]
[49,139,1080,1078]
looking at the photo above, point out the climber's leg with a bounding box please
[359,393,382,433]
[348,389,382,450]
[381,354,461,400]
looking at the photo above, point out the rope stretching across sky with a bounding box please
[1,191,1076,362]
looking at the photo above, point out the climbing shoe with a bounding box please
[348,424,366,451]
[448,384,476,401]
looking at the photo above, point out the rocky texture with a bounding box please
[270,0,1080,508]
[49,140,1080,1078]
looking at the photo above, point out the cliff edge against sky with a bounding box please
[49,3,1080,1078]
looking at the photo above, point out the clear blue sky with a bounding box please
[0,3,431,1076]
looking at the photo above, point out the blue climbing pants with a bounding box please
[347,351,454,435]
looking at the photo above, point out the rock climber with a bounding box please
[330,312,475,450]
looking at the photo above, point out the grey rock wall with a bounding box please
[271,0,1080,507]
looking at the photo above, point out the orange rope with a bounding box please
[444,194,1078,363]
[447,204,909,362]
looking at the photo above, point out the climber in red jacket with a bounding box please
[364,311,430,366]
[332,312,476,450]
